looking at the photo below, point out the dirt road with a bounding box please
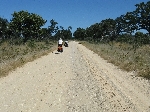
[0,41,150,112]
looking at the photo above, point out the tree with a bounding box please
[73,28,86,40]
[9,10,46,42]
[48,19,58,34]
[99,18,117,41]
[66,26,72,39]
[68,26,72,31]
[121,12,138,34]
[54,26,72,40]
[0,17,9,40]
[86,26,94,38]
[115,15,126,34]
[115,12,138,35]
[85,23,102,42]
[135,1,150,34]
[39,28,51,40]
[63,29,72,40]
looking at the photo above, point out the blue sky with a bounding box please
[0,0,149,32]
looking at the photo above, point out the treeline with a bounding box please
[0,11,72,44]
[73,1,150,46]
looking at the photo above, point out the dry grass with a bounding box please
[0,41,57,77]
[80,41,150,79]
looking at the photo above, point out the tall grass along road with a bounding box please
[0,41,149,112]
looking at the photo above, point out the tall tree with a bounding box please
[122,11,138,34]
[0,17,9,40]
[9,10,46,42]
[135,1,150,34]
[67,26,72,39]
[99,18,117,41]
[73,27,86,40]
[115,15,126,34]
[48,19,58,34]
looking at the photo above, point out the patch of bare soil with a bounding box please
[0,41,149,112]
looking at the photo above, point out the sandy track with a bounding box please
[0,41,150,112]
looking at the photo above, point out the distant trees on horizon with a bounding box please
[73,1,150,45]
[0,1,150,45]
[0,11,72,43]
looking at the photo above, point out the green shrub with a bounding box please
[27,40,36,48]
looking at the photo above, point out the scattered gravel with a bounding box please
[0,41,149,112]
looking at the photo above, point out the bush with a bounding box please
[27,40,36,48]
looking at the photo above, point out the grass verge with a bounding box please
[80,41,150,79]
[0,40,57,78]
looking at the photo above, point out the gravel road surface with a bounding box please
[0,41,150,112]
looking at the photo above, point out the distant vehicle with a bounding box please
[64,40,68,47]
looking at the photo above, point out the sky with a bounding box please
[0,0,149,33]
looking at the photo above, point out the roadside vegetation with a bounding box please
[80,41,150,79]
[0,40,57,77]
[73,1,150,79]
[1,1,150,79]
[0,11,72,77]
